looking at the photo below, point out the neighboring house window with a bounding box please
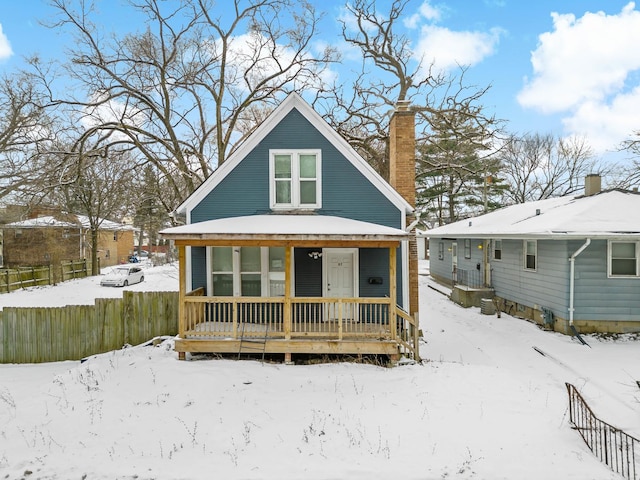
[270,150,321,209]
[524,240,537,271]
[211,246,286,296]
[609,241,638,277]
[464,239,471,259]
[493,239,502,260]
[438,242,444,260]
[113,232,118,241]
[15,229,22,237]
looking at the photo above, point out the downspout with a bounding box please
[568,238,591,326]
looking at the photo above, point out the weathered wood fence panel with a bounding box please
[0,259,100,294]
[0,292,178,364]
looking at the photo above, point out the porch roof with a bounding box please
[160,214,410,244]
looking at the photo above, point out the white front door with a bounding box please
[326,251,354,298]
[324,249,358,320]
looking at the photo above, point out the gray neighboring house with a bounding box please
[427,175,640,334]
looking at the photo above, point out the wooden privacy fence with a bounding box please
[0,291,179,364]
[0,259,99,293]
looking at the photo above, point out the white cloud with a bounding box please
[0,24,13,60]
[414,25,502,73]
[518,2,640,113]
[517,2,640,153]
[562,85,640,152]
[404,1,442,29]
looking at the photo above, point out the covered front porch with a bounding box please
[161,215,420,362]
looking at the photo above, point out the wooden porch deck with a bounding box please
[175,292,419,360]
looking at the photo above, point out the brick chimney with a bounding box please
[584,174,601,196]
[389,101,419,320]
[389,100,416,205]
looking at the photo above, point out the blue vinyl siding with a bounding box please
[430,236,640,324]
[191,108,401,228]
[359,248,390,297]
[189,107,405,293]
[295,248,322,296]
[573,240,640,321]
[191,247,208,291]
[490,239,569,315]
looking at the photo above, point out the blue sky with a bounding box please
[1,1,639,161]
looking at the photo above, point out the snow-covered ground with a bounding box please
[0,261,637,479]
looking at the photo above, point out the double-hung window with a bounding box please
[270,150,321,209]
[211,246,286,296]
[524,240,537,271]
[493,239,502,260]
[464,239,471,259]
[609,241,638,277]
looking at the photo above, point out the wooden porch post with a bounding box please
[284,246,292,363]
[389,246,397,340]
[178,245,186,360]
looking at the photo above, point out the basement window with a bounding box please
[524,240,537,271]
[609,241,638,277]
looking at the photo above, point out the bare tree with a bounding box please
[37,0,335,209]
[45,136,137,274]
[0,71,61,204]
[321,0,501,182]
[498,133,606,203]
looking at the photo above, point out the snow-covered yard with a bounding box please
[0,261,637,479]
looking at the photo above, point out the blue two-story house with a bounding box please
[161,93,420,362]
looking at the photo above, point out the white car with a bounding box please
[100,266,145,287]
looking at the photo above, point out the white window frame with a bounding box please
[464,239,471,259]
[209,246,289,296]
[608,240,639,278]
[269,149,322,209]
[523,240,537,271]
[493,239,502,261]
[438,242,444,260]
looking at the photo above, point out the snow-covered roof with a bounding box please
[176,93,413,216]
[160,214,409,242]
[4,215,136,231]
[75,215,136,231]
[4,216,78,228]
[427,189,640,240]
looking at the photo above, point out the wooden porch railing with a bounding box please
[395,307,420,361]
[179,292,420,360]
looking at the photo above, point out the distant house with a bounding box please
[160,93,420,362]
[2,214,136,269]
[427,175,640,334]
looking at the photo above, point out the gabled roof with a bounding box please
[176,93,413,216]
[427,189,640,240]
[160,214,410,243]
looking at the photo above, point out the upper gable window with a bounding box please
[270,150,321,209]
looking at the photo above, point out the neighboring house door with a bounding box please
[451,242,458,283]
[324,249,357,320]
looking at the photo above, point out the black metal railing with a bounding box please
[566,383,639,480]
[452,268,484,289]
